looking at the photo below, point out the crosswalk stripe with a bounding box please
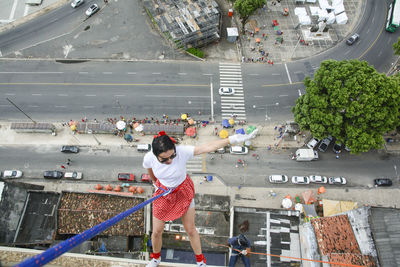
[219,62,241,65]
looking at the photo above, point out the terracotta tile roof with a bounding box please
[312,215,360,255]
[329,253,377,267]
[57,192,144,236]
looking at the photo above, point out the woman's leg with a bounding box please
[181,207,202,254]
[151,216,165,253]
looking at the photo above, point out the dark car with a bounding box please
[61,145,79,153]
[374,178,392,187]
[346,33,359,45]
[118,173,135,181]
[44,171,64,179]
[318,136,333,152]
[141,173,151,183]
[332,142,342,154]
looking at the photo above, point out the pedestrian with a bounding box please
[336,155,340,159]
[61,165,66,169]
[228,234,251,267]
[143,130,258,267]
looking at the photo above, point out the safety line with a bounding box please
[202,238,364,267]
[14,189,173,267]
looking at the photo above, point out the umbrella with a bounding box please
[181,113,188,120]
[295,203,303,212]
[219,129,229,139]
[185,127,196,137]
[70,125,76,131]
[133,122,139,128]
[188,118,194,125]
[229,119,235,125]
[246,126,257,134]
[116,120,126,130]
[236,128,245,135]
[222,119,230,128]
[282,198,292,209]
[135,124,143,132]
[318,186,326,195]
[302,190,317,204]
[255,38,261,43]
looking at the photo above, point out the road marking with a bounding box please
[0,50,2,57]
[272,73,280,76]
[284,63,292,84]
[114,94,125,97]
[144,95,209,98]
[79,72,89,74]
[5,93,15,95]
[58,94,68,96]
[28,105,39,108]
[32,94,42,96]
[85,94,96,96]
[248,74,259,76]
[84,106,94,108]
[202,73,213,76]
[127,72,136,74]
[0,82,208,87]
[0,72,63,74]
[55,106,66,108]
[9,0,18,20]
[279,95,288,97]
[152,72,161,75]
[103,72,112,74]
[298,89,302,96]
[254,96,263,98]
[178,73,187,75]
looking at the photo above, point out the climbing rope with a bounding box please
[14,188,173,267]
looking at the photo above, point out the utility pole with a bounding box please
[6,98,36,123]
[210,77,214,122]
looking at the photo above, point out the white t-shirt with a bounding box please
[142,145,195,187]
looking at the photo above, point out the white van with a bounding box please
[137,144,151,152]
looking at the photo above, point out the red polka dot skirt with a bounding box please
[152,175,195,221]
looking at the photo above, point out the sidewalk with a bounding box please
[0,120,307,150]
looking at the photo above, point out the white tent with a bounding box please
[318,8,329,21]
[336,12,348,24]
[298,15,312,25]
[326,12,336,24]
[294,7,307,16]
[333,3,345,15]
[310,6,321,16]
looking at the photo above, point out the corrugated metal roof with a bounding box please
[369,207,400,267]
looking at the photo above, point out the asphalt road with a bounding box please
[1,145,399,188]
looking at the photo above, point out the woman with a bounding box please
[143,130,258,267]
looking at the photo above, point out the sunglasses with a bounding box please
[158,152,176,163]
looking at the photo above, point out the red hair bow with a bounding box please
[153,131,176,143]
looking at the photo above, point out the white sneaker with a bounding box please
[146,257,161,267]
[197,260,207,267]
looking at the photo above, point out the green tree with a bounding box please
[234,0,265,33]
[393,38,400,55]
[292,60,400,153]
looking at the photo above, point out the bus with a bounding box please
[386,0,400,32]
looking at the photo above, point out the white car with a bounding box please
[328,177,347,185]
[309,175,327,184]
[269,175,288,183]
[219,87,235,96]
[230,146,248,155]
[2,170,23,178]
[291,176,310,184]
[306,138,319,149]
[71,0,84,8]
[64,171,83,180]
[85,4,99,16]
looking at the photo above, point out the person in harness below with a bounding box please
[143,130,258,267]
[228,234,251,267]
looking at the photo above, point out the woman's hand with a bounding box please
[228,129,258,144]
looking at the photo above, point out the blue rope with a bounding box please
[14,188,172,267]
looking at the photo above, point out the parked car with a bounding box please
[328,176,347,185]
[291,176,310,184]
[332,142,342,154]
[309,175,327,183]
[71,0,84,8]
[219,87,235,96]
[118,173,135,181]
[61,145,79,153]
[306,138,319,149]
[44,171,64,179]
[137,144,151,152]
[141,173,151,183]
[346,33,360,45]
[85,4,99,16]
[64,171,83,180]
[2,170,23,178]
[230,146,248,155]
[318,136,333,152]
[268,175,288,184]
[374,178,392,187]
